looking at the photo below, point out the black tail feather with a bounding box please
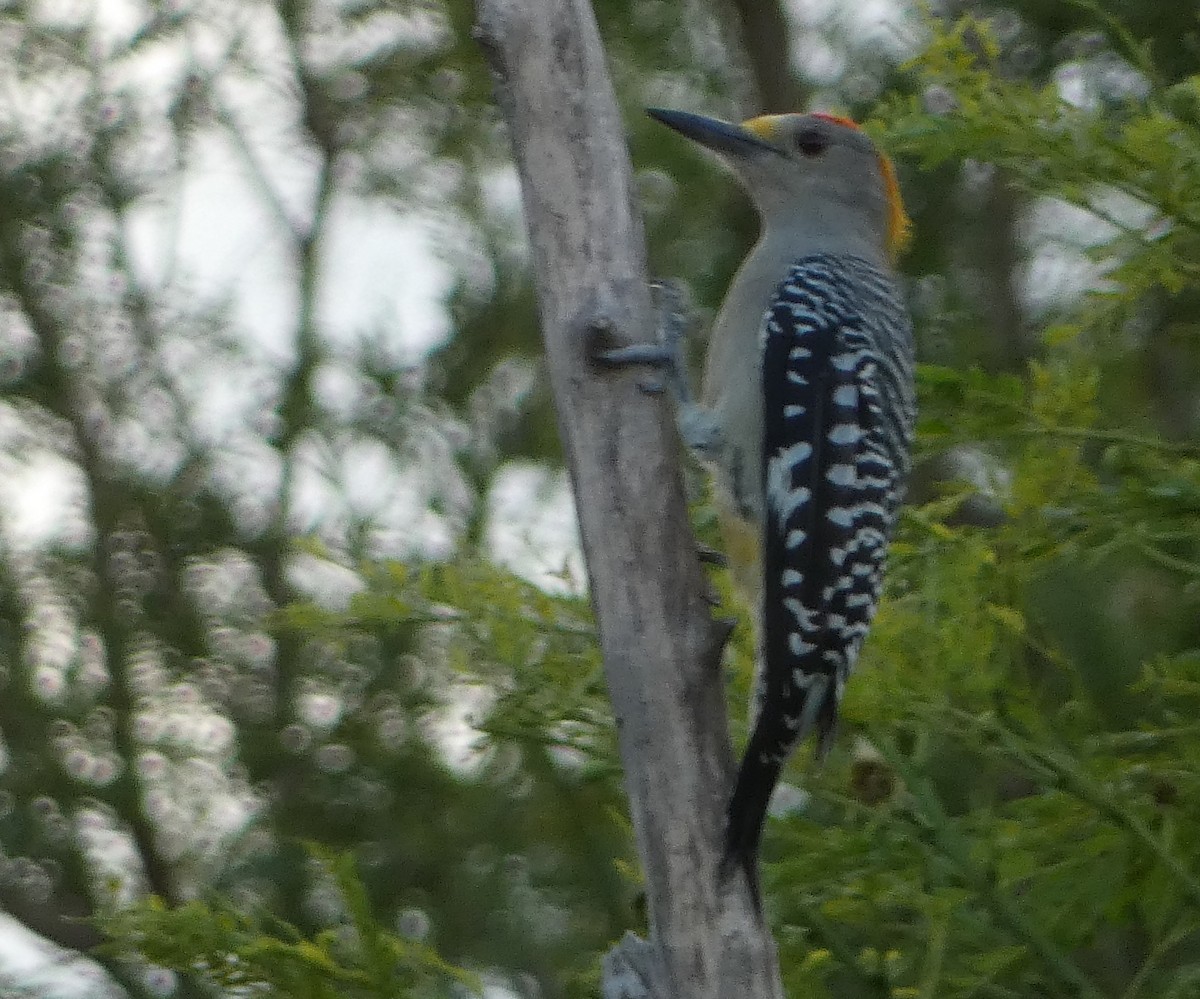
[720,742,785,915]
[721,685,839,915]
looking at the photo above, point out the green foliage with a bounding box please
[274,558,633,994]
[100,850,477,998]
[874,10,1200,338]
[7,0,1200,996]
[222,13,1200,999]
[750,14,1200,999]
[261,11,1200,999]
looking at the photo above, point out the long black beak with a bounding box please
[646,108,778,158]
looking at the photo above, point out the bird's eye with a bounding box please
[794,130,828,157]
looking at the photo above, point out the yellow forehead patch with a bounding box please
[740,111,911,261]
[741,114,781,140]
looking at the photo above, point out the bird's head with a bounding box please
[647,108,911,263]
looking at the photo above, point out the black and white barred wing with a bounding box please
[723,254,912,881]
[759,256,910,751]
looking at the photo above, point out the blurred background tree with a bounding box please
[0,0,1199,997]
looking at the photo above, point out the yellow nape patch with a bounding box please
[877,152,913,261]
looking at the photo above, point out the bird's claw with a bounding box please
[595,343,675,367]
[593,279,695,403]
[593,280,723,454]
[696,543,729,567]
[677,404,722,457]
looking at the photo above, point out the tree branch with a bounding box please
[0,219,178,907]
[472,0,783,995]
[723,0,807,112]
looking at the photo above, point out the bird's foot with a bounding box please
[677,404,722,458]
[594,279,694,400]
[595,280,726,461]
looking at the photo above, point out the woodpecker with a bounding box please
[622,108,915,905]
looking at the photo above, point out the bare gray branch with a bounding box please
[472,0,784,994]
